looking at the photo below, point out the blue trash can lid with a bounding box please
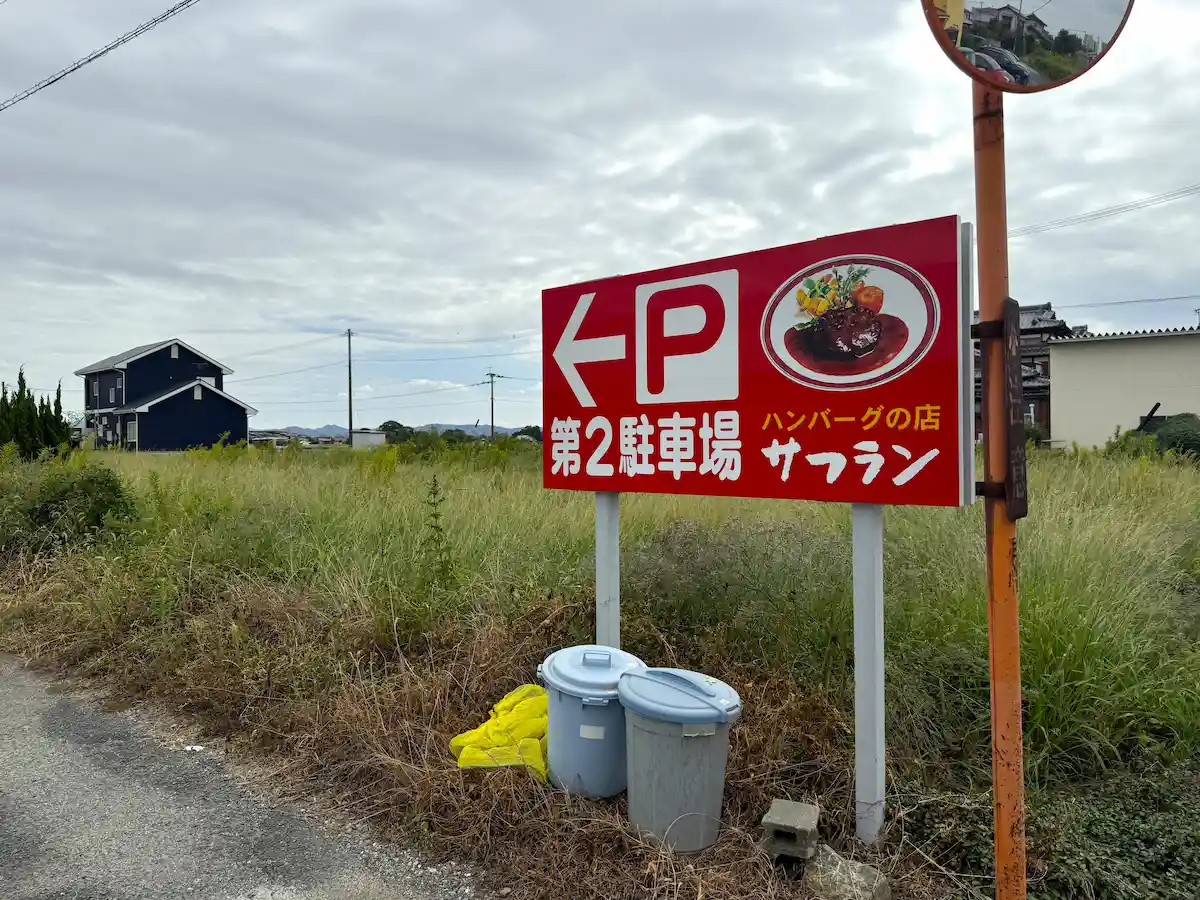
[538,644,646,700]
[617,668,742,725]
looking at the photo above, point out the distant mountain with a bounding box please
[416,423,519,437]
[282,424,348,438]
[281,423,524,439]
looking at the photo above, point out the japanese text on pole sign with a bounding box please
[542,216,973,507]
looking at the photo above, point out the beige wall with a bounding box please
[1050,333,1200,447]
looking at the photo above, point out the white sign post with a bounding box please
[851,503,886,844]
[595,491,621,648]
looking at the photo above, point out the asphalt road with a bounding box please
[0,655,474,900]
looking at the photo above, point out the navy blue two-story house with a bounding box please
[74,339,257,451]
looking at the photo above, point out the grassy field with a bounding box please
[2,441,1198,899]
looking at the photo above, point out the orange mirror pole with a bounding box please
[973,79,1027,900]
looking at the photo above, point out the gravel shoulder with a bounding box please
[0,654,475,900]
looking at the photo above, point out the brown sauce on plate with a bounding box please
[784,314,910,377]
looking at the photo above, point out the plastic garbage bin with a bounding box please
[538,644,646,798]
[618,667,742,852]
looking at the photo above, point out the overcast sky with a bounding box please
[1,0,1195,429]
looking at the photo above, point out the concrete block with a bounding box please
[760,799,820,860]
[803,845,890,900]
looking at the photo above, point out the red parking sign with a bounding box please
[542,216,973,506]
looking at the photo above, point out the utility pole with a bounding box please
[486,369,496,439]
[1194,308,1200,327]
[484,370,516,439]
[346,329,354,444]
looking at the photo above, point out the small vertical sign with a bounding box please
[1002,298,1028,520]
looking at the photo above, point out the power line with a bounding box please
[245,290,1200,378]
[372,397,488,412]
[226,361,343,385]
[262,397,494,421]
[1054,293,1200,311]
[1010,183,1200,238]
[358,382,488,403]
[206,342,540,389]
[353,329,538,347]
[219,333,345,391]
[246,382,488,407]
[236,334,340,360]
[238,184,1200,390]
[355,348,541,363]
[0,0,207,115]
[295,397,490,415]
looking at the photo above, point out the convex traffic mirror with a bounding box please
[922,0,1135,92]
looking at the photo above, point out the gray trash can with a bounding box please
[618,667,742,852]
[538,644,646,798]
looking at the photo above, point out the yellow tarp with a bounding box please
[450,684,549,781]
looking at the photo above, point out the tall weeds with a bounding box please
[1,443,1197,898]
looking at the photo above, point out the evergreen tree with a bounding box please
[0,369,72,459]
[14,370,32,458]
[54,383,69,446]
[44,398,52,447]
[1052,29,1083,56]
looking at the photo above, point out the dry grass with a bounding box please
[3,565,948,900]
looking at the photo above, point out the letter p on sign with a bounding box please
[635,269,739,404]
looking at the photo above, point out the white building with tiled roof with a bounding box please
[1048,326,1200,447]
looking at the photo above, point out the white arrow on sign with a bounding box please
[553,292,627,407]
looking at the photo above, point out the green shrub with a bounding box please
[0,461,136,555]
[1108,415,1200,462]
[1157,414,1200,459]
[1025,48,1081,82]
[1103,428,1161,460]
[1032,764,1200,899]
[185,433,250,462]
[25,463,135,528]
[906,764,1200,900]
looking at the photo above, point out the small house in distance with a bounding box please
[74,339,257,451]
[250,429,302,448]
[349,428,387,449]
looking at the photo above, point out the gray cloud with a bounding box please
[1,0,1196,427]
